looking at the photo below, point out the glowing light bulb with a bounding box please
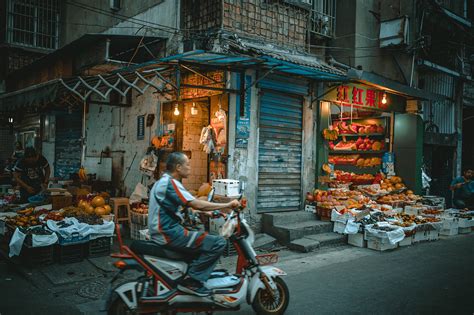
[173,105,180,116]
[8,117,13,123]
[381,93,387,105]
[191,102,198,115]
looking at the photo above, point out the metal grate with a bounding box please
[6,0,60,50]
[309,0,336,38]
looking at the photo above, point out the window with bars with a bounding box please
[6,0,60,50]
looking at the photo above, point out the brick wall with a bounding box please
[182,102,210,190]
[223,0,309,51]
[181,0,222,40]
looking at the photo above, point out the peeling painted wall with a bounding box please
[85,82,160,195]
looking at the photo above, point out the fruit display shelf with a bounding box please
[329,150,387,154]
[333,164,380,174]
[338,133,385,137]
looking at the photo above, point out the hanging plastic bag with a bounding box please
[140,152,158,177]
[9,228,26,257]
[220,212,237,239]
[130,182,149,204]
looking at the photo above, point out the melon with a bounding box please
[91,196,106,207]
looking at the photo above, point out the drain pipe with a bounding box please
[328,56,352,70]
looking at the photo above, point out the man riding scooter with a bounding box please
[148,152,240,297]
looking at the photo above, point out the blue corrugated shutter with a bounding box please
[54,113,82,179]
[257,75,309,96]
[258,89,304,212]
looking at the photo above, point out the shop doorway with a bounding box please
[160,95,229,192]
[257,90,304,213]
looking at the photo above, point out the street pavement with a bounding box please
[0,234,473,315]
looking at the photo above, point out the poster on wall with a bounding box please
[235,75,252,148]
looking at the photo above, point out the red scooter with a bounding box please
[104,196,289,314]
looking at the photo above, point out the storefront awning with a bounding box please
[347,69,446,101]
[158,50,346,81]
[0,49,347,111]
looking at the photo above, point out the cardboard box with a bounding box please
[51,195,73,210]
[212,179,240,197]
[348,233,366,248]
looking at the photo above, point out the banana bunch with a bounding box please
[78,167,87,182]
[322,128,338,141]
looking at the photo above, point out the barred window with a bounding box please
[7,0,60,50]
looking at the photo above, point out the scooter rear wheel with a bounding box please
[252,277,290,315]
[108,295,138,315]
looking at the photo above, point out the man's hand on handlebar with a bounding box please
[228,200,240,209]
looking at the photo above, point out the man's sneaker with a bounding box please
[177,277,212,297]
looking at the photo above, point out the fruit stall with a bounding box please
[305,83,471,251]
[0,193,115,265]
[306,185,473,251]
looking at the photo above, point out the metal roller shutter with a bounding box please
[54,112,82,179]
[258,90,303,212]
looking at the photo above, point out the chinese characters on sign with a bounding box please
[336,85,389,110]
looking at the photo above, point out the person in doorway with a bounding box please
[13,147,50,202]
[148,152,240,297]
[450,169,473,209]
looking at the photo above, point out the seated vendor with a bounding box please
[13,147,50,203]
[450,169,473,209]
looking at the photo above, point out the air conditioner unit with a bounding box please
[283,0,312,10]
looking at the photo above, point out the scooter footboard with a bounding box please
[247,266,287,304]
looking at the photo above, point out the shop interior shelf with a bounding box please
[329,150,387,154]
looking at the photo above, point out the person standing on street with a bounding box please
[450,169,473,209]
[13,147,50,202]
[148,151,240,297]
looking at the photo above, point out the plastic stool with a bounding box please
[110,197,131,225]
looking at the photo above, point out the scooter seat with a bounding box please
[130,240,197,262]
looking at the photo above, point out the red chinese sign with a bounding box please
[332,84,389,110]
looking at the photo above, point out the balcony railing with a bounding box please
[309,9,335,38]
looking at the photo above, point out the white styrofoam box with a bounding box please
[427,229,439,241]
[458,218,473,228]
[367,238,398,251]
[440,227,458,236]
[399,236,412,247]
[333,221,346,234]
[441,217,459,230]
[305,204,316,213]
[412,231,429,243]
[212,179,240,197]
[348,233,366,248]
[458,227,471,234]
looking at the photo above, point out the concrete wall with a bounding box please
[330,0,415,84]
[85,81,161,195]
[60,0,169,46]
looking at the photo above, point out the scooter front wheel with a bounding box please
[252,276,290,315]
